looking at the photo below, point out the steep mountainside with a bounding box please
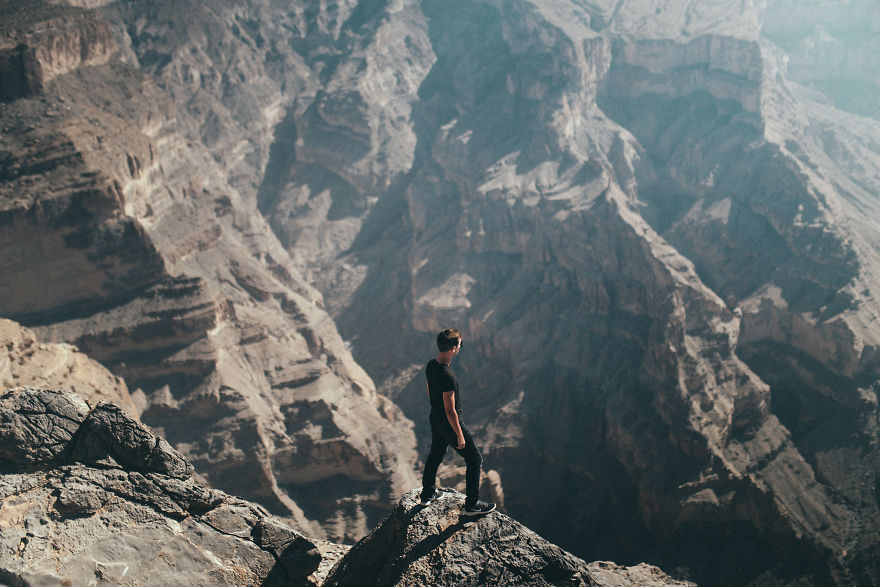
[3,0,880,585]
[252,0,880,584]
[0,0,417,543]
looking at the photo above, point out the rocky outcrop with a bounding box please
[0,0,418,543]
[324,489,693,587]
[0,387,189,475]
[0,1,115,101]
[0,387,321,586]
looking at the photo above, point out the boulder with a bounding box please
[324,489,692,587]
[0,387,90,468]
[0,387,190,478]
[0,387,321,586]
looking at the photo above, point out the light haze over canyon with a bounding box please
[2,0,880,584]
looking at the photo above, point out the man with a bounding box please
[420,328,496,516]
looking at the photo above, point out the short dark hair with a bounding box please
[437,329,461,351]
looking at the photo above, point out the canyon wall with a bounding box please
[3,0,880,585]
[0,0,417,543]
[256,0,880,584]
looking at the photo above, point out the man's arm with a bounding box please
[443,391,465,449]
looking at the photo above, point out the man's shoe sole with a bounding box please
[419,489,446,505]
[462,504,496,516]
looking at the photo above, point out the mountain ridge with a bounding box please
[2,0,880,584]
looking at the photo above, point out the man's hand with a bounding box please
[456,435,466,450]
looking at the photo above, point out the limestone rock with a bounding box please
[0,388,321,586]
[324,489,692,587]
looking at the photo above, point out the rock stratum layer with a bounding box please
[0,0,416,543]
[2,0,880,585]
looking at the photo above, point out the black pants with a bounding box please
[421,418,482,505]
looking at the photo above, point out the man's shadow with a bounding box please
[383,504,484,584]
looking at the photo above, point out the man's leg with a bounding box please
[453,425,482,507]
[421,425,448,502]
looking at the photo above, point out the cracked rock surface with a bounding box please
[324,489,693,587]
[0,387,320,586]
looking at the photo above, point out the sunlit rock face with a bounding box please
[4,0,880,584]
[255,0,880,584]
[0,0,417,543]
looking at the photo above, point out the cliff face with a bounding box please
[0,1,115,101]
[0,0,417,543]
[253,0,880,584]
[599,10,880,581]
[4,0,880,584]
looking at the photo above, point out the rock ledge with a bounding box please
[324,489,693,586]
[0,387,320,586]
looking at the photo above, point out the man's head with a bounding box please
[436,329,462,352]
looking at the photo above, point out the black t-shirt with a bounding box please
[426,358,461,420]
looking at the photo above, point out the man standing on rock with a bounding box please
[420,328,496,516]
